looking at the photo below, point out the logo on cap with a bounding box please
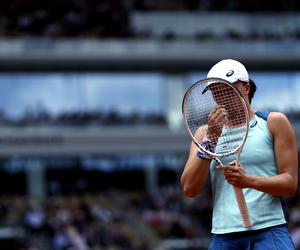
[226,70,234,77]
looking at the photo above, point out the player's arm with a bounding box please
[181,105,228,197]
[248,112,298,196]
[180,131,211,198]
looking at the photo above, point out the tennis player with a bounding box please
[181,59,298,249]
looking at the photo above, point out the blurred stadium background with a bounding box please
[0,0,300,250]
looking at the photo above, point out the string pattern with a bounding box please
[183,79,248,156]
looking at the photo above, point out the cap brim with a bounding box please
[202,85,211,95]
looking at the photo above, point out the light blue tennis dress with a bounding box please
[209,111,287,234]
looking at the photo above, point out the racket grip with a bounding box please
[233,186,252,228]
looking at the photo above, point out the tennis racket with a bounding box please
[182,77,252,228]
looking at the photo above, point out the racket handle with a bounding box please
[233,186,252,228]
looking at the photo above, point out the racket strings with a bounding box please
[211,84,247,152]
[186,87,210,133]
[184,81,248,155]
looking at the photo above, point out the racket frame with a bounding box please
[182,77,252,228]
[182,77,250,158]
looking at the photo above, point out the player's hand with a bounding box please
[207,105,228,140]
[217,161,252,189]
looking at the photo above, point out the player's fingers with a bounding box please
[224,166,238,172]
[228,180,237,186]
[228,160,243,169]
[208,112,228,136]
[213,105,226,112]
[226,176,237,184]
[209,105,226,118]
[209,107,227,122]
[224,171,239,178]
[228,160,237,165]
[218,165,239,173]
[216,165,225,170]
[214,113,227,125]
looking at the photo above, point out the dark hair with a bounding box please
[248,78,257,104]
[236,79,257,103]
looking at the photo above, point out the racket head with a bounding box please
[182,77,250,157]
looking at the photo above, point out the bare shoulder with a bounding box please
[268,112,290,125]
[268,112,295,136]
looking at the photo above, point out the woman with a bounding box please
[181,59,298,249]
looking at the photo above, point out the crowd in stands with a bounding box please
[0,110,300,126]
[0,109,298,127]
[0,0,300,39]
[0,110,167,127]
[0,186,212,250]
[0,0,131,38]
[0,184,299,250]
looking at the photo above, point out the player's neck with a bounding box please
[248,107,256,120]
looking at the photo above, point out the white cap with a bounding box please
[207,59,249,83]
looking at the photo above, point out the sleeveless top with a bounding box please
[210,111,286,234]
